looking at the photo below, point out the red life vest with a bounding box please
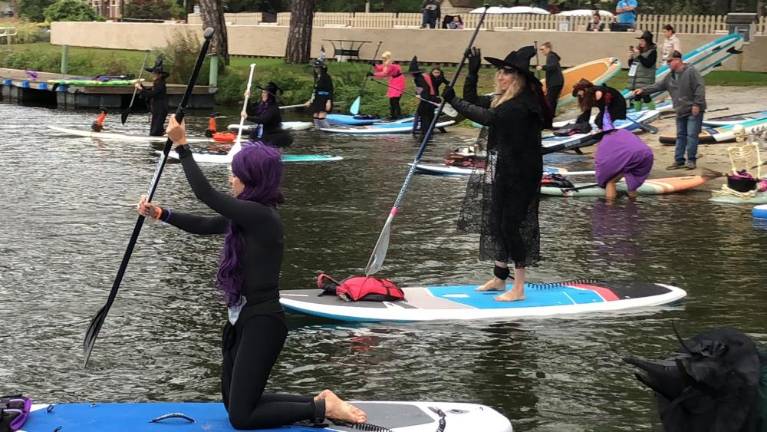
[316,273,405,302]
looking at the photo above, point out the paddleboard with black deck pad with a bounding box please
[280,281,686,322]
[22,401,513,432]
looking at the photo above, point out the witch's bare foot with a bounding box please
[495,289,525,302]
[476,277,506,291]
[323,390,367,424]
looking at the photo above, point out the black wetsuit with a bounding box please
[541,51,564,115]
[575,85,627,130]
[413,72,446,139]
[245,100,293,148]
[140,78,169,136]
[163,145,324,429]
[311,72,334,115]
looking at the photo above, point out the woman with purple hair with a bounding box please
[136,117,367,429]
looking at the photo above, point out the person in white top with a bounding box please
[661,24,682,62]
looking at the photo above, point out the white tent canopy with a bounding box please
[557,9,614,17]
[469,6,550,15]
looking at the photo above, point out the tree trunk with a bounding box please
[285,0,316,64]
[198,0,230,65]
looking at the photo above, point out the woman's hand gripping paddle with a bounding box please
[364,6,490,276]
[228,63,256,160]
[349,40,383,116]
[83,28,215,368]
[121,51,151,125]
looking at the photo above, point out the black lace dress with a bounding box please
[449,75,545,267]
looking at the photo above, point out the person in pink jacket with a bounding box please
[369,51,406,120]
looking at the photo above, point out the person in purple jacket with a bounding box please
[594,121,654,200]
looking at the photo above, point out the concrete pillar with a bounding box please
[209,55,218,88]
[61,45,69,75]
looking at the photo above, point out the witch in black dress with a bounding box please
[245,81,293,148]
[444,46,553,302]
[134,57,169,137]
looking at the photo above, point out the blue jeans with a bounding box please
[675,113,704,164]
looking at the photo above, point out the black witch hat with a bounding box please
[145,57,169,77]
[257,81,282,101]
[408,56,424,74]
[636,30,654,45]
[484,46,537,81]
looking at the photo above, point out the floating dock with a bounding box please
[0,68,216,109]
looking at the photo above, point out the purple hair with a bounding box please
[217,142,284,306]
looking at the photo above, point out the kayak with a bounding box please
[227,121,314,132]
[542,109,661,154]
[319,119,455,134]
[541,175,706,197]
[161,150,343,164]
[47,125,213,144]
[540,175,706,197]
[659,116,767,144]
[412,163,595,177]
[280,281,686,322]
[703,110,767,127]
[22,401,513,432]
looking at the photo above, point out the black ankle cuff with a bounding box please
[312,398,326,424]
[493,265,510,280]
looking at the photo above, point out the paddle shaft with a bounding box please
[121,51,151,124]
[364,6,490,276]
[83,28,215,368]
[234,64,257,147]
[368,78,440,107]
[358,41,383,97]
[279,103,306,110]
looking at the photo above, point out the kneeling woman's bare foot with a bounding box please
[495,289,525,302]
[321,389,367,424]
[476,277,506,292]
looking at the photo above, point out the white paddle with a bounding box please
[228,63,257,161]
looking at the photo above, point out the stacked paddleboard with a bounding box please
[280,281,686,322]
[542,109,660,154]
[540,175,706,197]
[22,402,513,432]
[660,116,767,144]
[703,110,767,127]
[547,57,622,108]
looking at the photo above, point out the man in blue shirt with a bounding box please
[614,0,638,31]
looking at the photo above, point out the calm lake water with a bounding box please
[1,102,766,431]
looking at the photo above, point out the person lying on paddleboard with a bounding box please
[409,57,447,142]
[136,117,366,429]
[443,46,553,302]
[306,59,334,129]
[134,57,169,137]
[245,81,293,148]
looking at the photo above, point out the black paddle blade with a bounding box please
[120,109,130,125]
[83,304,108,367]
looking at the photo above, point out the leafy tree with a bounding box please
[124,0,185,19]
[18,0,54,21]
[43,0,100,21]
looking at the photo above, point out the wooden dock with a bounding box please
[0,68,216,110]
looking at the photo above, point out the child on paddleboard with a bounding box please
[136,117,366,429]
[443,46,552,302]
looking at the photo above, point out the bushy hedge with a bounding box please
[43,0,101,22]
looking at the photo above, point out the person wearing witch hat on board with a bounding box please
[628,30,658,111]
[305,59,334,129]
[443,46,553,302]
[409,57,447,142]
[136,117,368,429]
[134,57,169,137]
[244,81,293,148]
[535,42,564,116]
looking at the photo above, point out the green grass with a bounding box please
[2,43,766,118]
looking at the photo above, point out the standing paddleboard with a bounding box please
[227,121,314,132]
[160,150,342,164]
[47,125,213,144]
[22,402,512,432]
[540,175,705,197]
[659,117,767,145]
[546,57,622,108]
[280,281,686,322]
[319,119,455,134]
[325,114,393,126]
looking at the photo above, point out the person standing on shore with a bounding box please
[536,42,564,116]
[421,0,440,29]
[613,0,638,31]
[134,57,169,137]
[633,50,706,170]
[369,51,405,120]
[586,11,605,31]
[628,30,657,111]
[661,24,681,63]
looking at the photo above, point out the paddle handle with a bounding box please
[234,64,257,148]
